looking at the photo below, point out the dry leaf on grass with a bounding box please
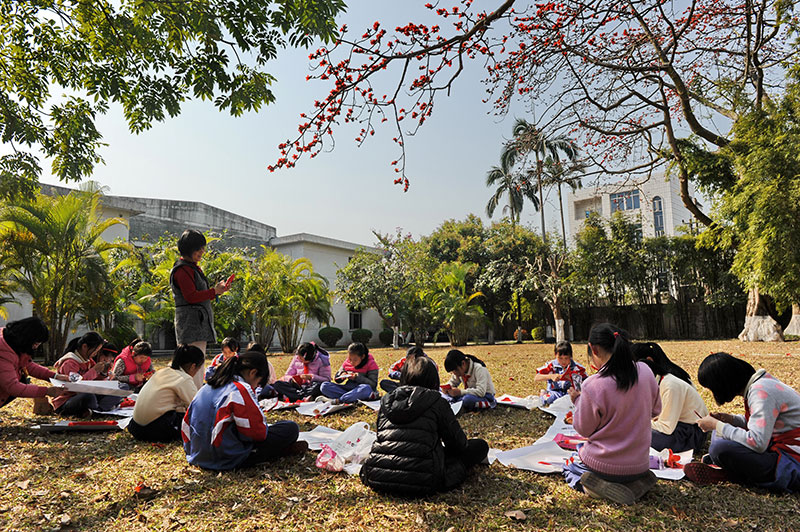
[504,510,527,521]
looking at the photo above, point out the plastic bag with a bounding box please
[316,444,345,472]
[314,422,376,473]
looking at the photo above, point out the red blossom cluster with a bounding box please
[271,0,795,193]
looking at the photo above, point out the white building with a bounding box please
[1,186,384,349]
[268,233,383,346]
[567,172,700,243]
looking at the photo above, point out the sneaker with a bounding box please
[701,453,713,465]
[281,440,309,456]
[581,472,635,505]
[625,470,657,500]
[329,399,341,406]
[683,462,730,485]
[314,396,330,403]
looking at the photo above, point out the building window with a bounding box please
[653,196,665,236]
[609,190,640,213]
[349,310,362,330]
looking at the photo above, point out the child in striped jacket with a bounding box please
[182,351,306,470]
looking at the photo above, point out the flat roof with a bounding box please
[270,233,378,253]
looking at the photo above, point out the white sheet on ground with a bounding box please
[538,394,573,415]
[533,411,579,446]
[359,399,381,411]
[259,398,300,412]
[494,409,692,480]
[496,394,542,410]
[32,420,122,432]
[494,440,574,473]
[296,401,354,417]
[49,378,133,397]
[91,406,134,417]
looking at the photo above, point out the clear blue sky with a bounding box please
[38,1,570,246]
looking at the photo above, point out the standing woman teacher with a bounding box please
[170,230,231,389]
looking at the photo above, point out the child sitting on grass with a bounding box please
[128,344,203,443]
[182,350,306,470]
[534,340,587,405]
[112,340,153,392]
[319,342,379,404]
[361,356,489,496]
[686,352,800,492]
[442,349,496,411]
[631,342,708,454]
[52,332,117,417]
[379,346,436,394]
[272,342,331,402]
[562,324,661,505]
[204,337,239,381]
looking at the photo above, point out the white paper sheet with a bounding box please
[359,399,381,411]
[259,398,300,412]
[50,378,133,397]
[494,441,574,473]
[451,401,463,416]
[538,394,574,415]
[297,425,343,450]
[295,401,354,417]
[32,420,122,432]
[496,394,542,410]
[91,406,134,417]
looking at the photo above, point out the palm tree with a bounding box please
[485,151,538,344]
[503,119,579,241]
[485,149,540,225]
[542,157,586,248]
[250,249,332,353]
[0,188,130,361]
[427,262,484,346]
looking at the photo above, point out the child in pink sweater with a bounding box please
[562,324,661,505]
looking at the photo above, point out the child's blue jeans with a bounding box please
[319,381,376,403]
[452,392,496,411]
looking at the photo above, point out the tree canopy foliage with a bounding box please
[0,0,345,198]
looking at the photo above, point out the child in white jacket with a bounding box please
[443,350,496,411]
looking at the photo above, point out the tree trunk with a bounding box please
[557,183,567,249]
[785,303,800,337]
[552,301,566,343]
[537,159,547,241]
[738,287,783,342]
[515,291,523,344]
[392,324,400,349]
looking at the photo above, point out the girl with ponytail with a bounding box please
[442,349,497,412]
[561,323,661,505]
[630,342,709,454]
[52,331,117,417]
[129,344,204,443]
[182,350,306,470]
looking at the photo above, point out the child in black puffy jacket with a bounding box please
[360,357,488,496]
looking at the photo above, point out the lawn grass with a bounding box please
[1,340,799,531]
